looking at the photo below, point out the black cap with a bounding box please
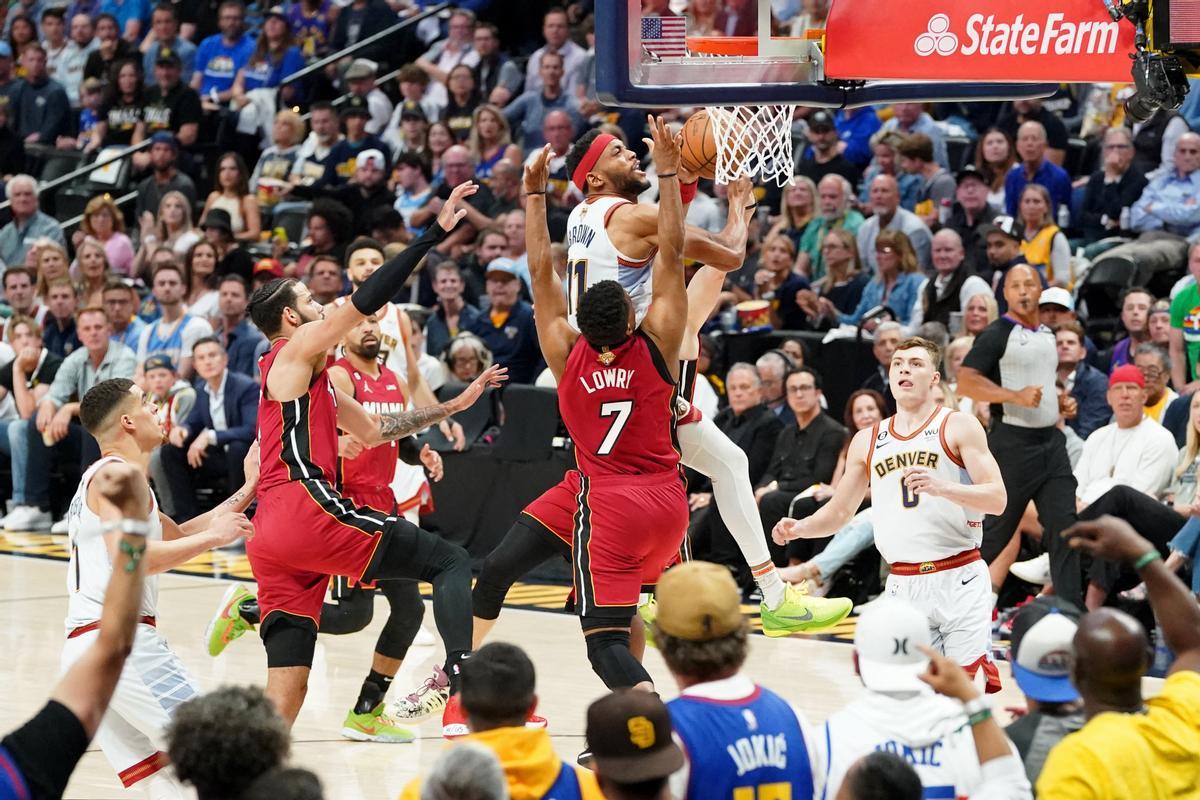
[807,110,835,131]
[956,164,988,185]
[201,208,233,233]
[586,690,684,783]
[155,48,182,68]
[143,354,176,373]
[399,100,427,122]
[340,95,371,118]
[980,215,1022,242]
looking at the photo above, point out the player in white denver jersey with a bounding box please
[558,133,851,631]
[774,336,1008,690]
[61,378,256,797]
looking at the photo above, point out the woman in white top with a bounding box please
[183,241,220,323]
[134,190,202,283]
[202,152,261,243]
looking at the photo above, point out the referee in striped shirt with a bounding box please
[957,263,1083,606]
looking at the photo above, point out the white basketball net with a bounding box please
[705,105,797,187]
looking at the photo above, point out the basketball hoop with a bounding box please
[685,36,803,187]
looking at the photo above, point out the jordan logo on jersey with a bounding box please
[873,450,940,479]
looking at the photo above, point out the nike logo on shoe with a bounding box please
[775,609,814,622]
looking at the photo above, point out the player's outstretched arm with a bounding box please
[902,411,1006,516]
[641,114,687,374]
[524,144,577,381]
[335,365,508,447]
[55,464,153,737]
[679,176,754,271]
[285,183,477,364]
[174,441,260,537]
[772,427,873,545]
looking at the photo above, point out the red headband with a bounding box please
[571,133,616,192]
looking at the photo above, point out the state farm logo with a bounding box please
[913,12,1121,57]
[915,14,957,57]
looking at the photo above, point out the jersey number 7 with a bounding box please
[597,400,633,456]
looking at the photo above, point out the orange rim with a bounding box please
[686,32,820,56]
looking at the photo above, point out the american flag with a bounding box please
[641,15,687,58]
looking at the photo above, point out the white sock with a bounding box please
[991,591,999,610]
[677,416,782,606]
[754,563,787,609]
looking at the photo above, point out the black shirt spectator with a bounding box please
[0,349,62,399]
[1080,127,1147,243]
[11,45,71,144]
[83,16,136,82]
[329,0,395,67]
[796,111,862,188]
[143,60,203,144]
[946,166,1000,274]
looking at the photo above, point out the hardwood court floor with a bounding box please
[0,535,1147,800]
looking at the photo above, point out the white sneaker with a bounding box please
[50,519,68,535]
[387,666,450,722]
[413,626,436,646]
[1010,553,1052,585]
[3,506,52,532]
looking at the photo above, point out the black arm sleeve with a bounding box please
[397,436,422,465]
[351,223,450,316]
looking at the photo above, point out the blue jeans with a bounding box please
[2,418,27,504]
[1170,517,1200,593]
[811,510,875,580]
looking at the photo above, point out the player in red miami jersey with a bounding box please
[525,116,689,693]
[244,182,506,735]
[208,315,448,743]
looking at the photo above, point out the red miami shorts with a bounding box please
[570,470,688,619]
[248,480,393,626]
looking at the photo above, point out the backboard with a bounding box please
[593,0,1140,109]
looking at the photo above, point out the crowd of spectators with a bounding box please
[0,0,1195,795]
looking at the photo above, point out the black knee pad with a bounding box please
[318,585,375,636]
[261,612,318,669]
[375,581,425,660]
[584,626,651,689]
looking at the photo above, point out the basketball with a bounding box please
[680,110,718,180]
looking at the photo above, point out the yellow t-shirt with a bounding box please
[1036,670,1200,799]
[1145,392,1170,423]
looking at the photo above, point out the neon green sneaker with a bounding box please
[760,582,852,637]
[341,704,417,743]
[637,596,658,649]
[205,583,255,657]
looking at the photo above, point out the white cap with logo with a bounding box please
[1038,287,1074,311]
[853,600,932,692]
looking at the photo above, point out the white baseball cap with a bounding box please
[1039,287,1074,311]
[1010,601,1080,703]
[356,149,386,171]
[853,600,932,692]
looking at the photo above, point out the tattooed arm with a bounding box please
[338,365,510,447]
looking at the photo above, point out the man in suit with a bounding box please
[159,336,258,521]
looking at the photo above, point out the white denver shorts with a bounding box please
[884,558,1000,692]
[60,623,199,787]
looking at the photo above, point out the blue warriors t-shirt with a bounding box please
[195,34,255,96]
[668,682,816,800]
